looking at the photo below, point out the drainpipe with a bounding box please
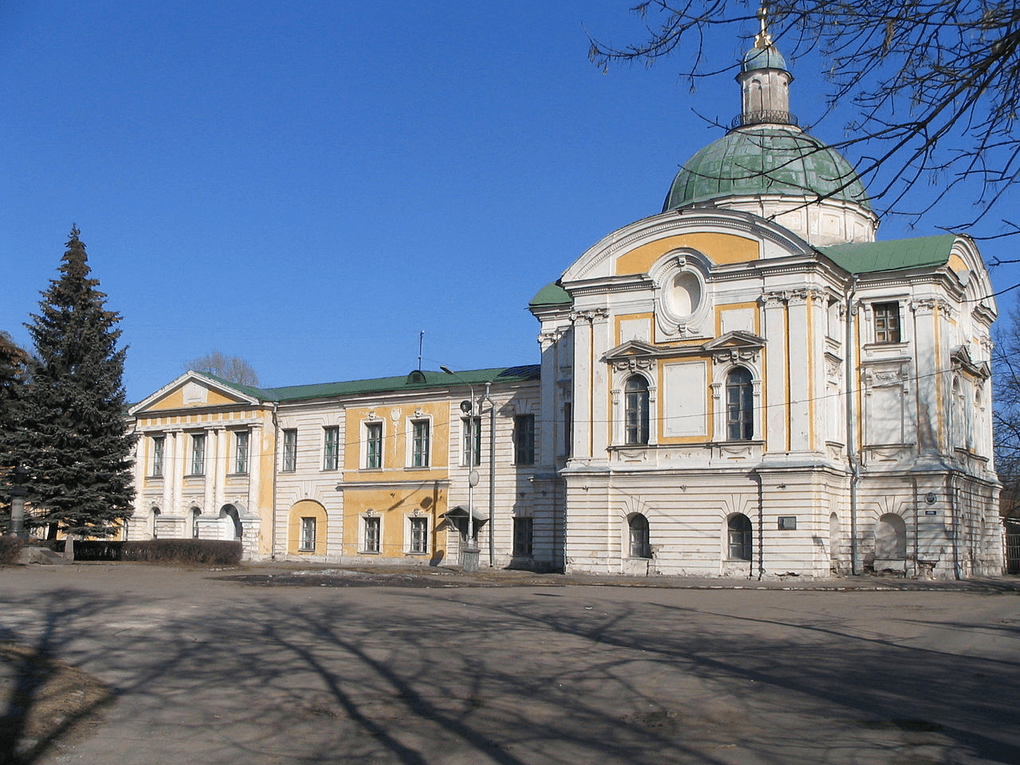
[845,275,860,575]
[270,402,279,561]
[485,382,496,568]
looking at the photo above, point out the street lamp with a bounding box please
[440,366,479,569]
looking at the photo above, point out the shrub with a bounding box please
[67,539,242,566]
[121,539,242,566]
[0,537,25,566]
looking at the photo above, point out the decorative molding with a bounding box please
[569,308,609,324]
[613,358,656,373]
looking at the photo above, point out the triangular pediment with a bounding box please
[951,345,990,380]
[130,371,262,416]
[702,330,766,352]
[602,339,661,362]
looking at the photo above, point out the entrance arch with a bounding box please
[874,513,907,569]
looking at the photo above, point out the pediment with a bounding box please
[951,346,990,380]
[702,330,766,352]
[130,371,262,415]
[602,339,661,362]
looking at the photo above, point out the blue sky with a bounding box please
[3,1,1018,403]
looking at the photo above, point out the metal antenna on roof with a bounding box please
[418,330,425,371]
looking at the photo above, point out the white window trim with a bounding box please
[322,425,341,471]
[710,363,762,443]
[362,420,383,470]
[405,416,432,469]
[298,516,316,552]
[233,430,250,475]
[405,513,429,555]
[361,513,381,554]
[610,369,657,446]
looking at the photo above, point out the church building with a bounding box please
[125,21,1003,579]
[529,19,1001,578]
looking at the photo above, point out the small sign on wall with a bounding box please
[778,516,797,530]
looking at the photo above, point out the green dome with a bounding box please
[742,45,787,73]
[662,126,872,213]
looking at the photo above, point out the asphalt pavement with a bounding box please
[1,562,1018,764]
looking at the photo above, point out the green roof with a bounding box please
[663,125,871,213]
[195,366,540,404]
[820,234,956,275]
[529,281,572,308]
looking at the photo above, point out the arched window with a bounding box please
[150,507,161,539]
[727,514,752,561]
[726,367,754,441]
[629,514,651,558]
[191,507,201,539]
[625,376,650,445]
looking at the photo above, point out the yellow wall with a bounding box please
[342,401,450,480]
[341,484,448,563]
[288,500,328,556]
[615,233,759,276]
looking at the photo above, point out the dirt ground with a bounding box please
[1,562,1018,765]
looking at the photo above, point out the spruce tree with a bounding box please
[0,331,32,527]
[22,227,136,538]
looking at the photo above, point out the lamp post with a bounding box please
[440,366,480,569]
[8,464,29,539]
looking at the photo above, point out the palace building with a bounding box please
[126,24,1003,578]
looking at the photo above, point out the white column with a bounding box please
[761,291,788,451]
[212,427,226,514]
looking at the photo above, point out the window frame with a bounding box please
[728,514,753,561]
[411,419,430,468]
[365,421,383,469]
[513,516,534,557]
[514,414,536,465]
[725,367,754,441]
[150,435,165,478]
[299,516,316,552]
[234,430,250,474]
[462,416,481,467]
[873,301,902,344]
[624,375,650,445]
[323,426,340,471]
[363,515,381,554]
[629,513,651,559]
[408,516,429,555]
[190,433,206,476]
[282,428,297,472]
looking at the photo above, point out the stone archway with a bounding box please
[874,513,907,572]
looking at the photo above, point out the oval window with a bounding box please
[666,271,702,319]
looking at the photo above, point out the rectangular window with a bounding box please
[299,517,316,552]
[364,516,380,553]
[514,414,535,465]
[513,517,533,556]
[873,302,901,344]
[462,417,481,466]
[282,429,297,472]
[323,426,339,471]
[409,517,428,554]
[234,431,249,474]
[151,435,164,478]
[190,433,205,476]
[411,420,430,467]
[366,422,382,469]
